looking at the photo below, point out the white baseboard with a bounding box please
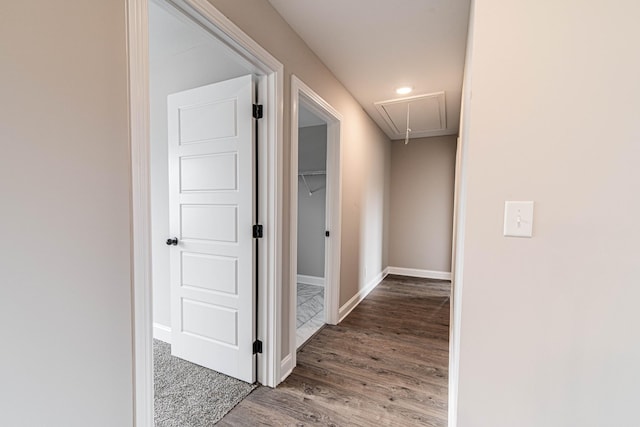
[153,323,172,344]
[296,274,325,287]
[338,267,390,323]
[280,354,293,382]
[387,266,452,281]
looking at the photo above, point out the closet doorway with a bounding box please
[295,103,328,347]
[289,76,342,359]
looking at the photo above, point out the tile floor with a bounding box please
[296,283,324,348]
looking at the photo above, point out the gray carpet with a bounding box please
[154,340,257,426]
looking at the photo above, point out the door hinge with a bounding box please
[253,104,263,119]
[325,230,330,237]
[253,340,263,354]
[253,224,263,238]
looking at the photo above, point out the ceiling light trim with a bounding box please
[395,86,413,95]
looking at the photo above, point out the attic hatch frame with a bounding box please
[374,91,451,140]
[127,0,285,425]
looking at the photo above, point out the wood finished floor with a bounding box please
[219,275,450,426]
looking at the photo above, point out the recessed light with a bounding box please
[396,86,413,95]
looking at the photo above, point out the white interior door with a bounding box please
[167,75,256,383]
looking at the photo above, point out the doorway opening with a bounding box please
[128,0,284,424]
[148,1,260,423]
[287,76,343,371]
[295,104,328,348]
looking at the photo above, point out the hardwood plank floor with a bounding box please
[219,275,450,426]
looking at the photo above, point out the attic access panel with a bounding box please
[374,91,447,140]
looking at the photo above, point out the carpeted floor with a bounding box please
[154,340,257,426]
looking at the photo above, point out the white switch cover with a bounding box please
[504,201,534,237]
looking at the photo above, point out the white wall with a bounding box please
[149,1,251,328]
[0,2,133,426]
[297,125,327,279]
[206,0,392,360]
[389,135,456,274]
[455,1,640,426]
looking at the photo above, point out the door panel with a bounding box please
[180,153,238,192]
[168,75,255,383]
[181,299,238,345]
[181,253,238,294]
[178,99,238,143]
[180,204,238,242]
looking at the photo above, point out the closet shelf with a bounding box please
[298,170,326,176]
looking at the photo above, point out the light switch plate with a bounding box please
[504,201,534,237]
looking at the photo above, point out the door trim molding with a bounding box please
[289,75,343,372]
[127,0,153,425]
[127,0,284,424]
[448,1,476,425]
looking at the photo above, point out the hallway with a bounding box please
[219,275,450,426]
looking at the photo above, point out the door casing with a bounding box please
[127,0,284,425]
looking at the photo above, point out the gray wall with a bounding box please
[207,0,392,360]
[456,0,640,425]
[0,2,133,425]
[389,136,456,273]
[297,125,327,278]
[149,1,250,328]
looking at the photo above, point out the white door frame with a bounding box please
[448,1,476,425]
[127,0,284,425]
[285,75,342,377]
